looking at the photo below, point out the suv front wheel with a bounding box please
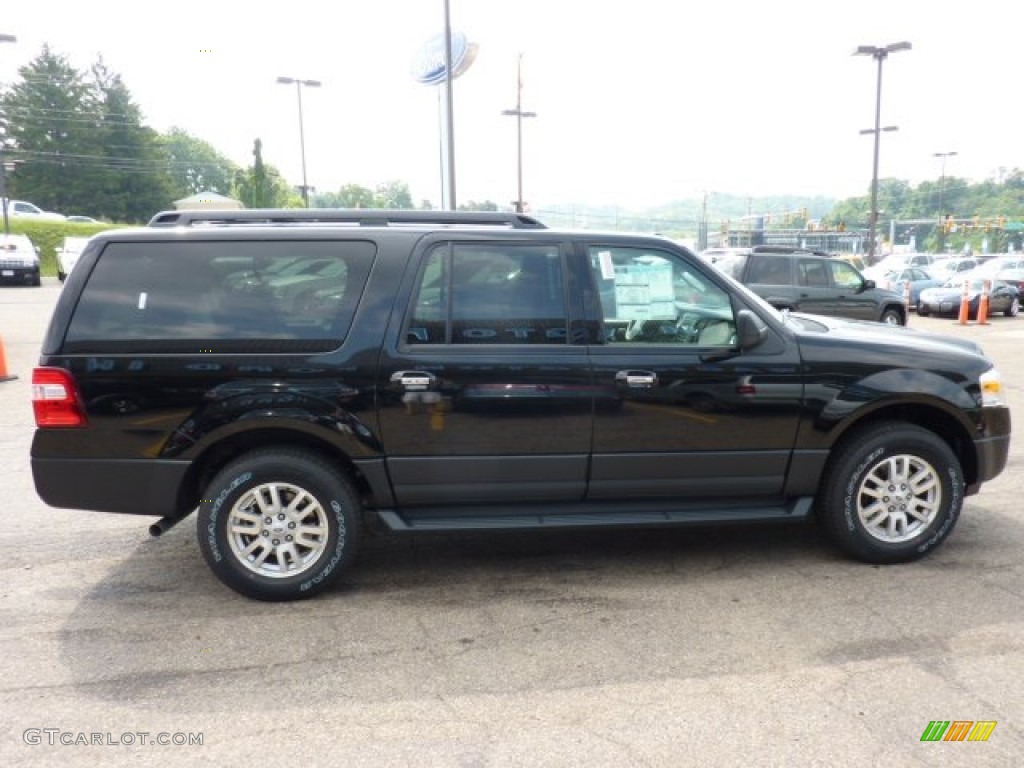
[818,422,963,563]
[879,307,904,325]
[197,449,360,601]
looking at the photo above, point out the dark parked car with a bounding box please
[917,278,1020,318]
[715,246,908,324]
[862,266,944,311]
[30,210,1010,601]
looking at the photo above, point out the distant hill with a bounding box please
[533,193,837,237]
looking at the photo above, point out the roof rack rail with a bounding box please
[147,208,547,229]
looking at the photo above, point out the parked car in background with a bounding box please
[715,245,907,324]
[0,233,42,286]
[861,265,944,311]
[1,198,65,221]
[837,254,867,271]
[917,278,1020,318]
[56,236,92,281]
[66,215,99,224]
[993,268,1024,295]
[926,256,979,282]
[967,255,1024,281]
[699,246,750,265]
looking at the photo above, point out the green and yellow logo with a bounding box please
[920,720,997,742]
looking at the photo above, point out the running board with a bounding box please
[377,497,813,532]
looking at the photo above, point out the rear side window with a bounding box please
[405,242,570,345]
[63,240,375,353]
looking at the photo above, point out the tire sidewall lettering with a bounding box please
[206,471,253,563]
[916,464,963,554]
[843,445,886,532]
[300,499,348,592]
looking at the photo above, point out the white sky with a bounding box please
[2,1,1021,210]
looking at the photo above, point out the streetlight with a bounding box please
[1,33,16,235]
[933,150,957,253]
[501,53,537,214]
[276,76,321,208]
[854,41,911,264]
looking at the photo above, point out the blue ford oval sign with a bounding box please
[411,30,477,85]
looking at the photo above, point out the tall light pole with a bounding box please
[854,41,911,264]
[276,76,321,208]
[501,53,537,214]
[1,33,16,235]
[933,150,957,253]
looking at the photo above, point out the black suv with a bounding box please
[716,246,908,325]
[30,210,1010,600]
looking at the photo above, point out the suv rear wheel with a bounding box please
[197,449,360,601]
[818,422,963,563]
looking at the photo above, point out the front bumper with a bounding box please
[967,405,1011,494]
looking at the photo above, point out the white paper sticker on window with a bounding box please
[598,251,615,280]
[138,292,148,310]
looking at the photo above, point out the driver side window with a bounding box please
[587,246,735,345]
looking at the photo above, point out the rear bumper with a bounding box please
[31,457,190,516]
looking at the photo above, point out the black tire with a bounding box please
[917,305,930,317]
[1005,297,1019,318]
[879,307,903,326]
[818,421,964,564]
[57,271,66,282]
[197,449,360,601]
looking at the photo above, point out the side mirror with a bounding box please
[862,279,876,291]
[736,309,768,349]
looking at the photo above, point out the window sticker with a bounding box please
[598,250,615,281]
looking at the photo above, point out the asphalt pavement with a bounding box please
[0,279,1021,767]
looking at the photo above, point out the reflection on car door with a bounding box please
[793,258,839,316]
[378,239,594,508]
[583,243,803,500]
[826,258,876,321]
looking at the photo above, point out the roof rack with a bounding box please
[147,208,547,229]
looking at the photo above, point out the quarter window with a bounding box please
[64,241,375,353]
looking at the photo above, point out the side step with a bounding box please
[377,497,813,532]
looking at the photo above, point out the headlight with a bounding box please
[979,368,1004,407]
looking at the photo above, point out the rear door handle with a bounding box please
[615,370,657,388]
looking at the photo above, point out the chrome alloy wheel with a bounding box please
[227,482,329,578]
[855,454,942,543]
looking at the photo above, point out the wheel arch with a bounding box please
[176,428,380,519]
[822,402,978,489]
[879,303,907,324]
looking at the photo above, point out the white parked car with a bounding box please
[0,233,42,286]
[56,236,92,281]
[1,198,66,221]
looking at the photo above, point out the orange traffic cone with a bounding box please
[0,335,16,382]
[957,279,971,325]
[976,280,991,326]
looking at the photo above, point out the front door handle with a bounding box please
[390,370,437,390]
[615,370,658,388]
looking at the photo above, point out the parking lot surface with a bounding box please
[1,280,1021,766]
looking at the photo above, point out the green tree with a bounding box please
[374,180,413,209]
[0,45,97,213]
[233,138,297,208]
[458,200,499,211]
[161,127,239,199]
[90,57,175,222]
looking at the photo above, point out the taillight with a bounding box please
[32,367,87,428]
